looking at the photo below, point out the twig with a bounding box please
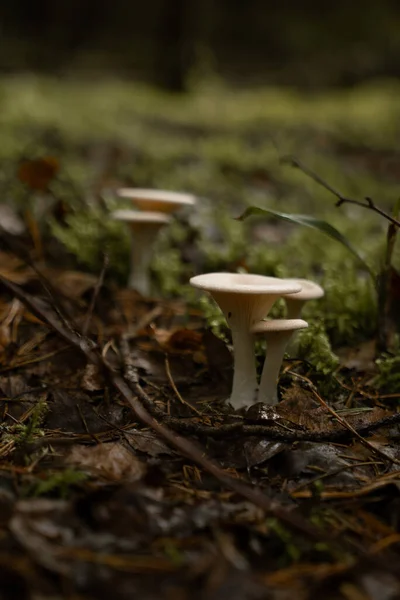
[0,224,80,334]
[311,388,400,466]
[285,157,400,229]
[164,355,203,416]
[82,253,109,336]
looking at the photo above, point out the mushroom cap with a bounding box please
[111,210,171,225]
[190,273,301,295]
[251,318,308,335]
[283,278,324,301]
[117,188,196,213]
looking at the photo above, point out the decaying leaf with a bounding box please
[66,442,146,482]
[124,430,176,457]
[17,156,60,191]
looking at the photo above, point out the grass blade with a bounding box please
[237,206,374,278]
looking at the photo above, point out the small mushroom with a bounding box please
[117,188,196,214]
[190,273,301,410]
[251,318,308,405]
[112,209,171,296]
[282,278,324,318]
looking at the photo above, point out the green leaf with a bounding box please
[237,206,374,279]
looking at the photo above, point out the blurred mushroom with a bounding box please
[190,273,301,410]
[117,188,196,214]
[112,209,171,296]
[251,318,308,405]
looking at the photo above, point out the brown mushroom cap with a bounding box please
[251,318,308,335]
[117,189,196,214]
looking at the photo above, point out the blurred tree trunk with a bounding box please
[155,0,195,92]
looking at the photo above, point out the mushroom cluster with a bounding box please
[112,188,196,295]
[190,273,324,410]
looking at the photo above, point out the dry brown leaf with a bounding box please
[0,251,34,284]
[48,270,98,299]
[124,430,175,457]
[17,156,60,191]
[66,442,146,482]
[80,363,105,391]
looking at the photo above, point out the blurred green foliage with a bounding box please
[373,338,400,395]
[0,76,399,381]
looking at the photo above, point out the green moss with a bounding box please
[12,399,48,445]
[295,320,339,375]
[313,265,378,346]
[196,295,230,343]
[373,340,400,395]
[50,209,130,280]
[152,247,190,296]
[23,468,88,499]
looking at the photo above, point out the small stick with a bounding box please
[164,355,203,416]
[82,254,109,336]
[311,388,400,467]
[285,156,400,229]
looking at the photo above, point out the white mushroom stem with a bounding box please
[286,300,305,320]
[128,226,161,295]
[111,210,171,296]
[212,292,283,410]
[230,324,259,408]
[283,279,324,319]
[251,319,308,405]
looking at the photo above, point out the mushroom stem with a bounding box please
[283,279,324,319]
[111,210,171,296]
[252,318,308,405]
[230,326,257,409]
[128,229,157,295]
[257,332,292,405]
[285,300,305,320]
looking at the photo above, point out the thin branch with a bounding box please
[285,157,400,229]
[311,389,400,466]
[0,224,80,334]
[82,253,109,336]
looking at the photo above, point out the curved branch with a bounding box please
[285,157,400,229]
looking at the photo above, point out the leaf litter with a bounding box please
[0,216,399,598]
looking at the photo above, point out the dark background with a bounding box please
[1,0,400,90]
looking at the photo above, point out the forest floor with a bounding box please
[0,76,399,599]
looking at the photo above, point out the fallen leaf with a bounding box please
[124,430,176,457]
[66,442,146,482]
[17,156,60,191]
[81,363,105,391]
[164,328,203,353]
[48,270,98,299]
[337,340,377,372]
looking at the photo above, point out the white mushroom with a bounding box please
[190,273,301,410]
[251,319,308,405]
[117,188,196,214]
[282,279,324,318]
[112,210,171,296]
